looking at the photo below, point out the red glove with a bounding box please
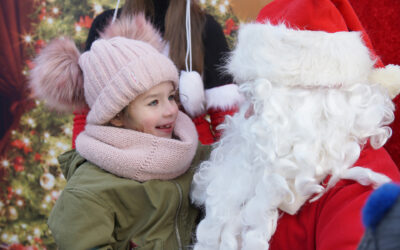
[208,106,239,141]
[192,114,215,145]
[205,83,243,141]
[72,109,89,149]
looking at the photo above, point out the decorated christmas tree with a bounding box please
[0,1,120,248]
[0,0,239,248]
[200,0,240,47]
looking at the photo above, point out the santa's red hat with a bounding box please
[259,0,380,59]
[253,0,400,97]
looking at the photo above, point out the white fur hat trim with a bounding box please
[228,22,375,88]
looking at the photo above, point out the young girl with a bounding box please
[72,0,243,146]
[29,15,210,249]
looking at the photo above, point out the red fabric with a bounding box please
[257,0,349,32]
[0,0,36,154]
[208,106,239,141]
[192,114,214,145]
[270,146,400,250]
[385,95,400,167]
[349,0,400,66]
[349,0,400,168]
[72,109,88,149]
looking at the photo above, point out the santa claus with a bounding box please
[191,0,400,249]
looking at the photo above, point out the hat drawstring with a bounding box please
[185,0,192,72]
[112,0,122,23]
[178,0,206,118]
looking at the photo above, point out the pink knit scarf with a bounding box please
[75,111,198,181]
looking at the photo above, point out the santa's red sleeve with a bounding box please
[315,147,400,250]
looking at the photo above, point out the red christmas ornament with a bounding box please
[11,139,25,149]
[39,7,47,21]
[13,157,25,172]
[13,164,25,172]
[76,16,93,29]
[34,237,43,243]
[9,243,25,250]
[35,39,45,48]
[7,186,13,200]
[224,18,238,35]
[14,156,24,165]
[35,39,46,54]
[23,146,32,154]
[26,59,35,70]
[34,153,42,161]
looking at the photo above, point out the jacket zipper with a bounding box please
[173,181,183,250]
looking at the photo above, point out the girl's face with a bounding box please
[114,81,179,139]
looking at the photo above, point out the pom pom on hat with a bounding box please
[369,64,400,99]
[179,70,205,117]
[29,38,86,112]
[100,13,165,52]
[178,0,207,118]
[362,182,400,228]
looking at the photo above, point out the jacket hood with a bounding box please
[58,150,86,181]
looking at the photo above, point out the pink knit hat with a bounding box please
[81,37,178,125]
[29,14,179,125]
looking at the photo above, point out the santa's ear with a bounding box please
[109,113,125,128]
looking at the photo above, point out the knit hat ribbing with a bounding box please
[80,37,179,125]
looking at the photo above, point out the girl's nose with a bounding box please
[163,100,178,116]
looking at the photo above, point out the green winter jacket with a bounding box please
[48,144,210,250]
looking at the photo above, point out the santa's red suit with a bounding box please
[270,146,400,250]
[191,0,400,249]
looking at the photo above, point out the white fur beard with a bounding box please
[191,79,393,250]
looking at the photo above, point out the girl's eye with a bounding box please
[148,100,158,106]
[168,94,176,101]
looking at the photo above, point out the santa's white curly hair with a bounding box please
[190,22,394,250]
